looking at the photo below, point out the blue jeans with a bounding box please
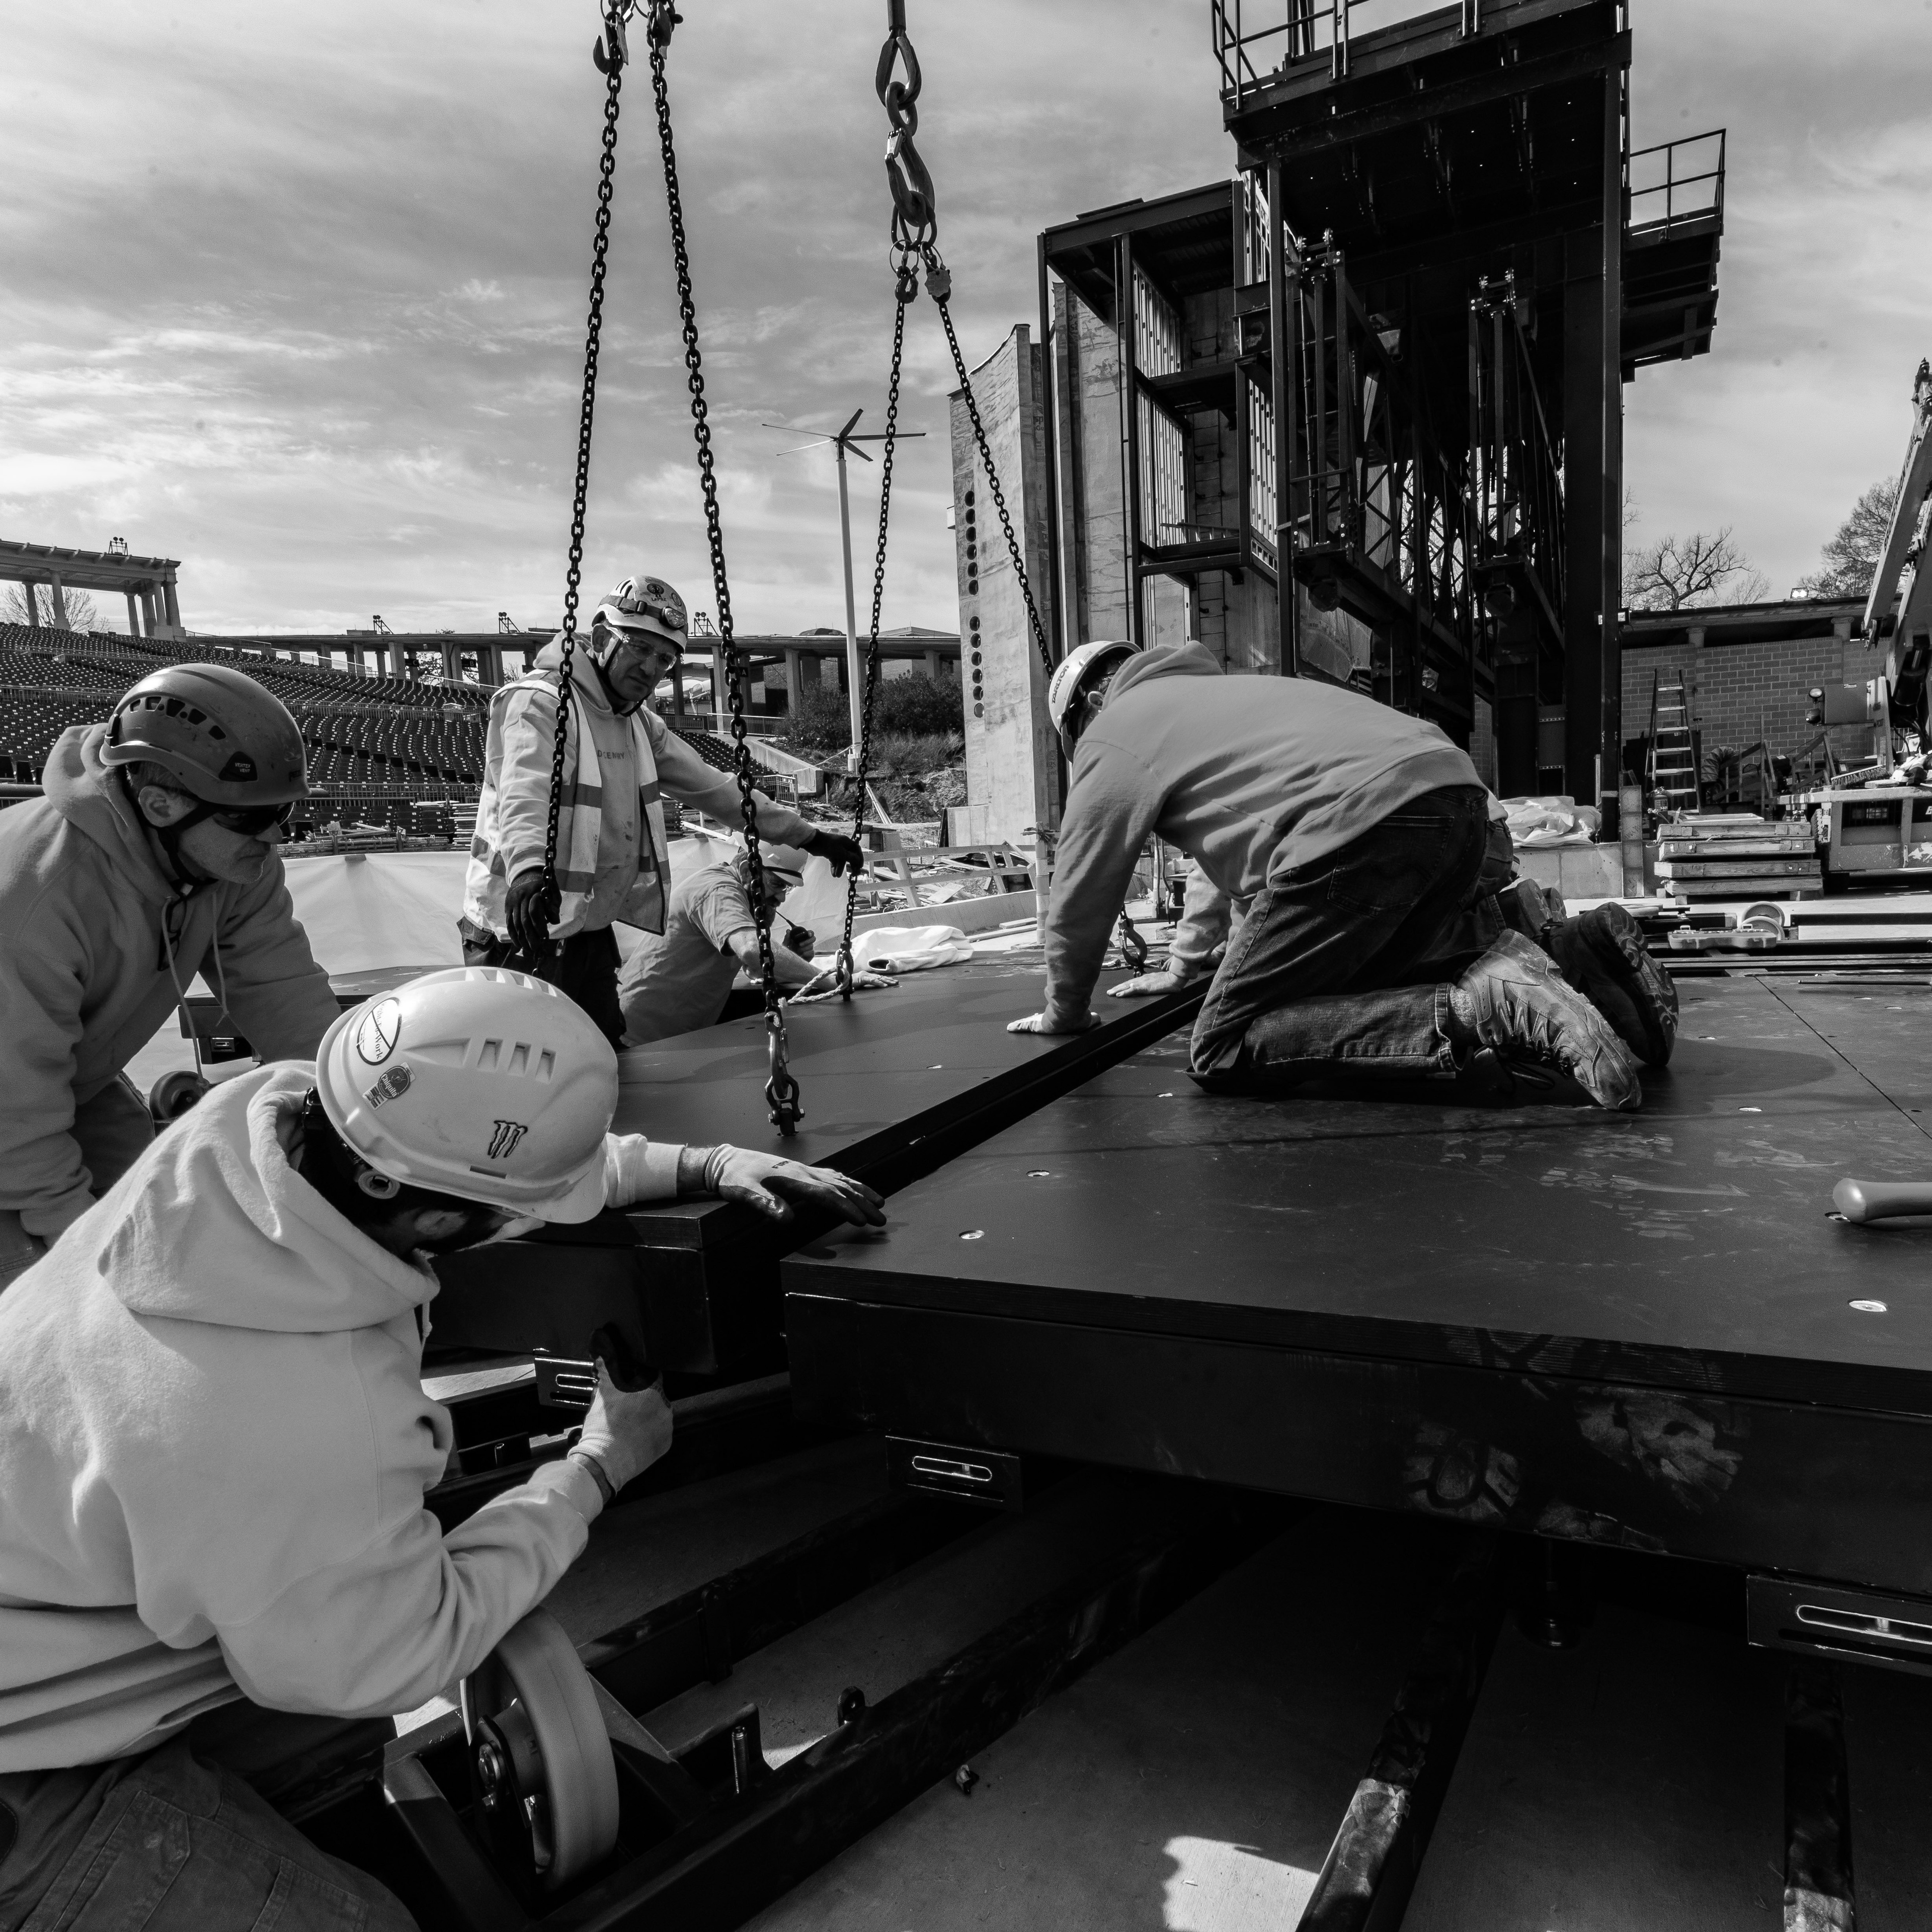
[1189,784,1495,1087]
[0,1735,415,1932]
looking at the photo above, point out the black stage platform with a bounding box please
[787,975,1932,1602]
[433,956,1197,1375]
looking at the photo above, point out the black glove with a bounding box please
[505,866,558,960]
[806,828,865,878]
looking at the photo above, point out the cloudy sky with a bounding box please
[3,1,1926,636]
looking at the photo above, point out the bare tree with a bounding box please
[2,585,103,632]
[1794,477,1900,600]
[1624,526,1769,611]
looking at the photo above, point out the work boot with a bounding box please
[1450,932,1643,1112]
[1494,877,1566,947]
[1544,904,1678,1068]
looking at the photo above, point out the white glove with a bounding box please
[573,1361,673,1495]
[703,1147,887,1227]
[1106,969,1195,998]
[1006,1008,1101,1035]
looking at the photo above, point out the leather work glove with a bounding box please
[1006,1009,1101,1036]
[1106,969,1197,999]
[804,828,865,878]
[574,1360,673,1496]
[706,1147,886,1227]
[505,866,557,960]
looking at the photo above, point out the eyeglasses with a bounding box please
[207,799,296,836]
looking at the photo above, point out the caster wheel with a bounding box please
[460,1607,619,1890]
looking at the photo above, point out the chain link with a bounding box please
[539,17,628,959]
[650,29,799,1133]
[834,264,915,998]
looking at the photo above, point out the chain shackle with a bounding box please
[652,29,798,1132]
[876,5,935,252]
[764,1010,802,1134]
[541,19,628,962]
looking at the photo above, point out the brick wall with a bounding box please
[1622,633,1878,771]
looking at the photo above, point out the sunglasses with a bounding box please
[207,799,296,836]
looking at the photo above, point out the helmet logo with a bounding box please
[365,1064,413,1109]
[488,1119,529,1160]
[355,999,401,1064]
[217,753,257,782]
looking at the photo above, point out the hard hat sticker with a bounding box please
[487,1119,529,1160]
[356,998,402,1065]
[365,1065,413,1109]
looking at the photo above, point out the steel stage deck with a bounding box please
[786,975,1932,1604]
[432,957,1197,1376]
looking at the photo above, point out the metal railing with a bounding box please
[1212,0,1482,102]
[1626,130,1726,235]
[669,710,786,738]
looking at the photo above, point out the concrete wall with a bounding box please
[952,327,1061,845]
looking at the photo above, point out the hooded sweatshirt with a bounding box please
[1044,645,1481,1017]
[0,725,339,1241]
[0,1063,681,1773]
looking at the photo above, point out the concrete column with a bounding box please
[125,590,142,637]
[139,587,158,637]
[48,577,70,630]
[162,576,181,632]
[18,582,39,628]
[709,647,727,721]
[925,648,941,680]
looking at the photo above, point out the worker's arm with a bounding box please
[490,680,563,894]
[206,859,340,1060]
[603,1124,883,1226]
[1011,741,1164,1033]
[1107,861,1229,998]
[643,715,820,849]
[727,927,824,989]
[0,891,100,1241]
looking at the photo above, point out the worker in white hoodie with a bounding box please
[1011,641,1672,1109]
[0,663,340,1290]
[0,967,883,1930]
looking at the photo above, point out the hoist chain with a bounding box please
[650,18,800,1133]
[833,263,914,998]
[875,1,936,250]
[926,245,1055,681]
[540,8,629,954]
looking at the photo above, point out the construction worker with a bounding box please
[1012,640,1674,1108]
[0,664,340,1291]
[617,841,895,1045]
[0,967,883,1929]
[463,574,864,1046]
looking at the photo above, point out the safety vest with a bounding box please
[463,662,669,940]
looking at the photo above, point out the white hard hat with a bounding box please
[1047,640,1139,749]
[591,574,688,661]
[314,968,619,1224]
[740,840,811,885]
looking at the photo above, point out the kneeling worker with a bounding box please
[464,572,864,1045]
[0,664,340,1290]
[617,840,893,1045]
[1013,640,1673,1107]
[0,967,882,1928]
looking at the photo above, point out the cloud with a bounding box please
[1,0,1918,630]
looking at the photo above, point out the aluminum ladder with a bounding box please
[1648,670,1701,814]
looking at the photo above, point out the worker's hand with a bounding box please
[575,1360,673,1495]
[710,1148,887,1227]
[1007,1008,1101,1035]
[783,925,817,960]
[505,866,556,960]
[1105,969,1195,998]
[805,828,865,878]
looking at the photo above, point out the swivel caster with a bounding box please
[460,1607,620,1892]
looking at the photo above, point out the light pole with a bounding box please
[764,410,925,763]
